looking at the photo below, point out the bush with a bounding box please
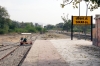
[28,28,37,33]
[0,29,6,34]
[42,28,47,33]
[15,28,28,33]
[8,29,14,33]
[35,27,42,32]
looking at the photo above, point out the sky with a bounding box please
[0,0,100,25]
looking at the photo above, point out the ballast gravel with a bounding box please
[0,45,31,66]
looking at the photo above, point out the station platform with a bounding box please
[22,40,68,66]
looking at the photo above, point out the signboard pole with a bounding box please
[78,2,80,39]
[91,16,93,41]
[71,16,73,40]
[85,16,88,40]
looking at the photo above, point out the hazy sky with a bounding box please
[0,0,100,25]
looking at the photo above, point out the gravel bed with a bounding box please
[0,44,17,51]
[50,39,100,66]
[1,42,19,47]
[0,45,31,66]
[0,46,18,60]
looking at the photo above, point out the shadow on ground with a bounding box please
[75,45,100,58]
[22,59,69,66]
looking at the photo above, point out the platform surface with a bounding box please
[22,40,68,66]
[22,39,100,66]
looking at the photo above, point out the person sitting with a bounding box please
[23,38,27,42]
[20,37,23,41]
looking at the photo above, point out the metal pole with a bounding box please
[85,4,88,40]
[79,2,80,16]
[78,2,81,39]
[71,16,73,40]
[91,16,93,41]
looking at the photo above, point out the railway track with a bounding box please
[18,35,38,66]
[0,35,38,66]
[0,46,19,61]
[0,42,20,61]
[0,42,19,48]
[17,46,31,66]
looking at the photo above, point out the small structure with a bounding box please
[20,33,32,45]
[21,33,32,34]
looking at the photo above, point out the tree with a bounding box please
[9,20,20,30]
[45,24,55,30]
[56,23,64,29]
[61,0,100,11]
[0,6,11,34]
[0,6,9,18]
[61,13,71,32]
[63,19,71,32]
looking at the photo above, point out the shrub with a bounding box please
[28,28,37,33]
[0,29,6,34]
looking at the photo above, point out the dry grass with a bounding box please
[40,33,69,40]
[0,32,70,44]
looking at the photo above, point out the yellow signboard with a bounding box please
[73,16,91,25]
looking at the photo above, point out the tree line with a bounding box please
[44,18,95,33]
[0,6,46,34]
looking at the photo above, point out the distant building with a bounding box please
[35,23,39,27]
[35,23,42,27]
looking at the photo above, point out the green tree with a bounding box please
[0,6,11,34]
[56,23,64,28]
[61,0,100,11]
[63,20,71,32]
[0,6,9,18]
[9,21,19,29]
[45,24,55,30]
